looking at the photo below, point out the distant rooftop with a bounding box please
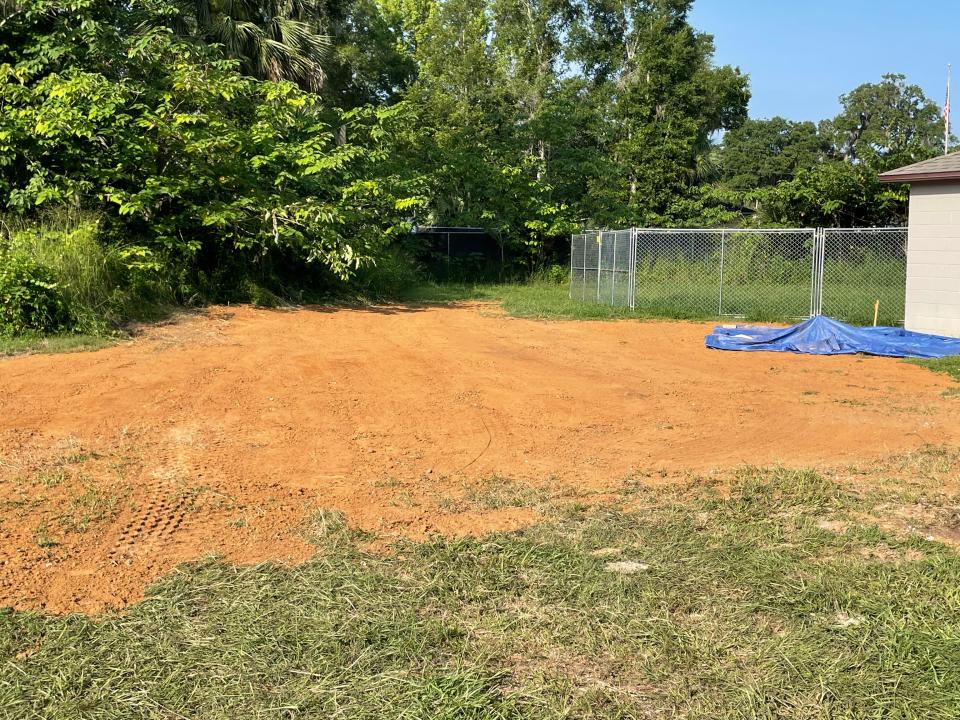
[879,152,960,183]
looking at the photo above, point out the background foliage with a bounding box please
[0,0,950,335]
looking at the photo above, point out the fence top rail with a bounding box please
[821,227,907,233]
[633,227,813,233]
[576,227,907,236]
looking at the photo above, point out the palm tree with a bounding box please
[173,0,331,91]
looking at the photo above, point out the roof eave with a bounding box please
[878,171,960,184]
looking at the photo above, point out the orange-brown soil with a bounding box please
[2,303,958,612]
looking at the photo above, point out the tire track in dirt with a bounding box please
[107,478,188,565]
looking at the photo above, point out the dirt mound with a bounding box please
[2,304,958,613]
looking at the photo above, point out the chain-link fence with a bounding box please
[570,230,634,307]
[820,228,907,326]
[570,227,908,325]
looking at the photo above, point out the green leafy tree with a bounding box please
[820,73,943,169]
[757,161,907,227]
[397,0,750,265]
[720,117,828,190]
[750,75,942,226]
[393,0,581,264]
[568,0,750,226]
[0,0,422,292]
[322,0,416,107]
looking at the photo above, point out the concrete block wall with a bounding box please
[905,182,960,338]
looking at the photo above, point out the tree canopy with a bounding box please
[0,0,951,331]
[821,73,944,169]
[719,75,947,227]
[719,117,828,190]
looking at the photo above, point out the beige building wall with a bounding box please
[905,182,960,338]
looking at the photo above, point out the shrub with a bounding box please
[351,246,424,300]
[5,210,179,332]
[0,247,72,336]
[537,264,569,285]
[8,212,122,332]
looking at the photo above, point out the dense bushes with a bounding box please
[1,210,180,334]
[0,1,422,334]
[0,245,72,335]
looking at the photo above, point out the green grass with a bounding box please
[56,487,120,535]
[3,467,960,719]
[397,278,907,325]
[0,334,115,358]
[399,281,661,320]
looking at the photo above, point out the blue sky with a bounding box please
[688,1,956,125]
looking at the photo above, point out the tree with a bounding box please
[391,0,752,262]
[0,0,422,290]
[757,161,907,228]
[568,0,750,225]
[391,0,582,264]
[719,117,828,190]
[171,0,331,91]
[490,0,575,163]
[820,73,943,169]
[314,0,416,107]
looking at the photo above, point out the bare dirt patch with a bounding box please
[2,303,960,612]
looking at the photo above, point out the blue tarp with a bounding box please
[705,315,960,358]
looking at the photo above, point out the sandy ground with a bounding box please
[2,303,959,613]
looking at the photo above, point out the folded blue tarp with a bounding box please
[705,315,960,358]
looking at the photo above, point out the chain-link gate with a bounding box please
[570,227,908,325]
[820,228,907,326]
[631,229,723,318]
[570,230,634,307]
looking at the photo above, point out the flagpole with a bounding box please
[946,64,952,155]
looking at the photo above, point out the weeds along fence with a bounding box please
[569,227,908,325]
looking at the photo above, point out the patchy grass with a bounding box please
[435,475,566,515]
[911,355,960,384]
[0,333,115,358]
[3,467,960,718]
[462,475,551,510]
[32,523,58,549]
[57,486,120,535]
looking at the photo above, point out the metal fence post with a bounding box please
[718,229,726,316]
[629,228,637,310]
[582,232,588,302]
[596,231,603,302]
[817,228,823,317]
[809,230,817,317]
[809,228,825,317]
[817,228,825,317]
[611,232,618,305]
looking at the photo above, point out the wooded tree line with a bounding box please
[0,0,951,331]
[720,74,945,227]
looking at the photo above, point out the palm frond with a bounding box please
[165,0,330,89]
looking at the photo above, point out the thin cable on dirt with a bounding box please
[456,410,493,473]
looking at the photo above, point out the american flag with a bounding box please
[945,84,951,126]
